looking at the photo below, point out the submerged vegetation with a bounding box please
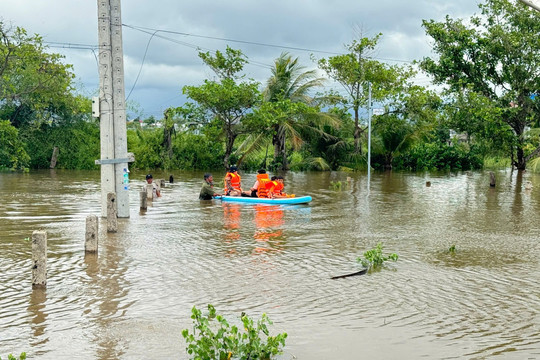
[1,0,538,172]
[0,353,26,360]
[182,304,287,360]
[357,242,399,270]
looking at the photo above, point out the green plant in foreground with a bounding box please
[0,353,26,360]
[182,304,287,360]
[448,244,456,254]
[357,242,398,269]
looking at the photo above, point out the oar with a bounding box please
[330,268,367,279]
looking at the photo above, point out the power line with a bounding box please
[123,23,342,56]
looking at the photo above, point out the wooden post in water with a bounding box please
[50,147,59,169]
[32,230,47,288]
[140,190,147,211]
[169,175,174,183]
[426,181,431,187]
[85,215,98,253]
[107,192,117,232]
[489,172,496,187]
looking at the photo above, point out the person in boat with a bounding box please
[146,174,161,198]
[224,165,242,196]
[266,175,287,198]
[199,173,220,200]
[243,168,271,197]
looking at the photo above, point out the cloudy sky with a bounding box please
[2,0,481,119]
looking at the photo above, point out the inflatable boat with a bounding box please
[219,195,312,205]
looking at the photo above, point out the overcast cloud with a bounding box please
[2,0,481,119]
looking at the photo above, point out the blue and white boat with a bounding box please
[219,195,312,205]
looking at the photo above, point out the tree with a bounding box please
[372,81,442,169]
[0,23,79,128]
[318,34,402,154]
[260,52,337,170]
[420,0,540,170]
[183,46,260,168]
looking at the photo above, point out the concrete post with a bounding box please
[489,172,496,187]
[159,179,165,188]
[32,231,47,288]
[107,192,118,232]
[140,190,147,211]
[146,184,153,200]
[85,215,99,253]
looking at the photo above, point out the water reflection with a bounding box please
[28,288,48,343]
[82,229,130,360]
[222,202,241,244]
[253,204,284,254]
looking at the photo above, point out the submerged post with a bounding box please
[146,184,153,201]
[107,192,118,232]
[85,215,99,253]
[140,190,147,211]
[32,230,47,288]
[489,172,496,187]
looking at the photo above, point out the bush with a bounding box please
[395,142,483,171]
[182,304,287,360]
[20,120,100,169]
[0,120,30,170]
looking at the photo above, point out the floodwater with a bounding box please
[1,169,539,359]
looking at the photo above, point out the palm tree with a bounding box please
[262,52,338,170]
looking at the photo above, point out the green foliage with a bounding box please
[183,47,260,168]
[0,24,79,128]
[0,120,29,170]
[420,0,540,169]
[395,140,483,171]
[449,245,456,254]
[20,120,99,169]
[0,352,26,360]
[357,242,398,269]
[182,304,287,360]
[127,127,223,170]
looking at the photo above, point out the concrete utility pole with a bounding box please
[96,0,131,218]
[518,0,540,12]
[367,82,372,187]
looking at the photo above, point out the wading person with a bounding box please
[199,173,220,200]
[146,174,161,198]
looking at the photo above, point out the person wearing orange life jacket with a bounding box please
[266,175,287,198]
[241,169,271,197]
[224,165,242,196]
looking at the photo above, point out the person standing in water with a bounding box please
[199,173,220,200]
[146,174,161,198]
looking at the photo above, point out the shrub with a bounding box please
[357,242,398,269]
[182,304,287,360]
[0,120,30,170]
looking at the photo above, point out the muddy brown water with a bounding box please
[1,169,539,359]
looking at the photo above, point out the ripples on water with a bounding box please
[1,169,540,359]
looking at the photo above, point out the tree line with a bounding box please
[1,0,538,172]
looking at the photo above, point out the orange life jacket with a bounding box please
[224,172,241,190]
[266,180,284,195]
[256,174,271,198]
